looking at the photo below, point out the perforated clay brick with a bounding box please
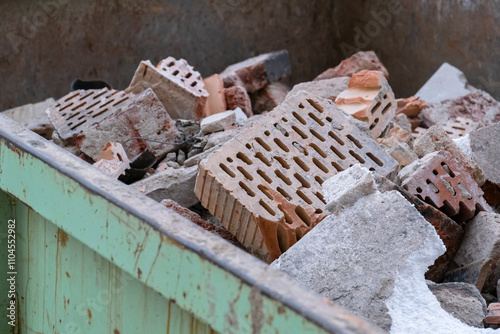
[195,90,398,262]
[127,57,208,120]
[401,150,489,222]
[335,70,396,139]
[46,88,131,141]
[442,117,479,139]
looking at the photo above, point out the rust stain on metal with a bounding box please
[87,308,92,324]
[137,268,142,279]
[57,228,68,247]
[65,271,70,278]
[113,329,120,334]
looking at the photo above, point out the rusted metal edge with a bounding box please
[0,114,384,334]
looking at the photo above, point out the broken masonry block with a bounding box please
[470,123,500,187]
[386,142,418,171]
[287,77,349,102]
[271,189,445,331]
[442,117,480,139]
[2,97,56,139]
[335,70,396,139]
[78,88,181,161]
[485,303,500,328]
[195,90,398,262]
[444,259,494,292]
[220,50,291,93]
[132,165,199,208]
[400,150,489,222]
[93,142,131,179]
[453,212,500,294]
[126,57,208,120]
[46,88,127,143]
[427,282,487,328]
[250,82,290,114]
[396,96,426,118]
[415,62,471,104]
[200,110,237,135]
[224,85,253,118]
[203,74,226,117]
[314,51,389,81]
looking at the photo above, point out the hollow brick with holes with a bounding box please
[126,57,208,120]
[195,90,398,262]
[401,150,489,222]
[335,70,396,139]
[441,117,480,139]
[46,88,130,143]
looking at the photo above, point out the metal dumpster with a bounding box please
[0,113,383,333]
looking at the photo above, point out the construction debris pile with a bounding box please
[4,50,500,333]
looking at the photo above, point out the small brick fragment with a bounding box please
[386,142,418,170]
[485,303,500,328]
[127,57,208,120]
[200,110,237,135]
[195,90,398,262]
[93,142,131,178]
[335,70,396,138]
[396,96,426,117]
[203,74,226,117]
[224,85,253,117]
[314,51,388,81]
[251,82,290,114]
[400,150,489,222]
[220,50,291,92]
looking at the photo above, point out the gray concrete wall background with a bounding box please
[1,1,500,111]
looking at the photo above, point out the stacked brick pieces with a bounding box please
[46,88,130,143]
[335,70,396,138]
[127,57,208,120]
[401,151,489,222]
[195,90,398,262]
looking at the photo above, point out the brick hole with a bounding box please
[275,170,292,185]
[60,102,74,112]
[310,143,327,158]
[292,111,307,125]
[259,199,276,216]
[298,103,305,109]
[274,123,289,137]
[282,117,288,122]
[77,115,86,120]
[190,81,198,87]
[66,111,81,121]
[315,192,326,204]
[330,146,346,160]
[349,150,365,164]
[371,101,381,116]
[416,187,422,193]
[257,185,274,199]
[112,97,130,107]
[432,169,438,175]
[426,179,439,194]
[295,205,312,226]
[245,143,251,149]
[308,113,325,126]
[264,130,271,136]
[440,162,455,177]
[255,152,272,166]
[219,163,236,178]
[255,138,272,151]
[292,142,309,155]
[315,176,324,185]
[328,131,345,145]
[457,182,472,200]
[64,92,80,102]
[100,99,115,108]
[172,70,180,76]
[346,134,363,149]
[312,158,329,173]
[276,187,292,200]
[331,161,344,172]
[92,108,109,118]
[295,228,303,241]
[276,224,289,253]
[110,90,121,96]
[278,204,294,224]
[236,152,252,165]
[381,103,392,115]
[274,138,290,152]
[296,190,313,204]
[67,122,73,126]
[366,152,384,167]
[227,157,233,163]
[293,157,309,172]
[185,72,192,79]
[239,181,255,197]
[326,117,333,122]
[81,91,95,99]
[86,101,100,110]
[275,156,290,169]
[291,125,308,139]
[93,90,108,99]
[369,118,380,130]
[383,94,388,99]
[70,120,86,131]
[167,61,175,67]
[257,169,273,183]
[310,129,326,142]
[294,173,311,188]
[452,126,466,131]
[62,113,67,117]
[237,166,253,181]
[369,167,375,172]
[306,98,324,113]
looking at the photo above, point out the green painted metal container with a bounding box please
[0,114,383,333]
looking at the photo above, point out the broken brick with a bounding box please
[224,85,253,117]
[441,117,480,139]
[126,57,208,120]
[335,70,396,138]
[313,51,389,81]
[250,82,289,114]
[203,74,226,117]
[220,50,291,93]
[93,142,131,178]
[396,96,426,118]
[200,110,237,135]
[287,77,349,101]
[195,90,398,262]
[400,150,489,222]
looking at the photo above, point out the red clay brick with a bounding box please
[314,51,388,81]
[224,85,253,117]
[203,74,226,117]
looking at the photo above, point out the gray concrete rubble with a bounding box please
[287,77,349,101]
[1,97,55,139]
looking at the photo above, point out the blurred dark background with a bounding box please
[1,0,499,110]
